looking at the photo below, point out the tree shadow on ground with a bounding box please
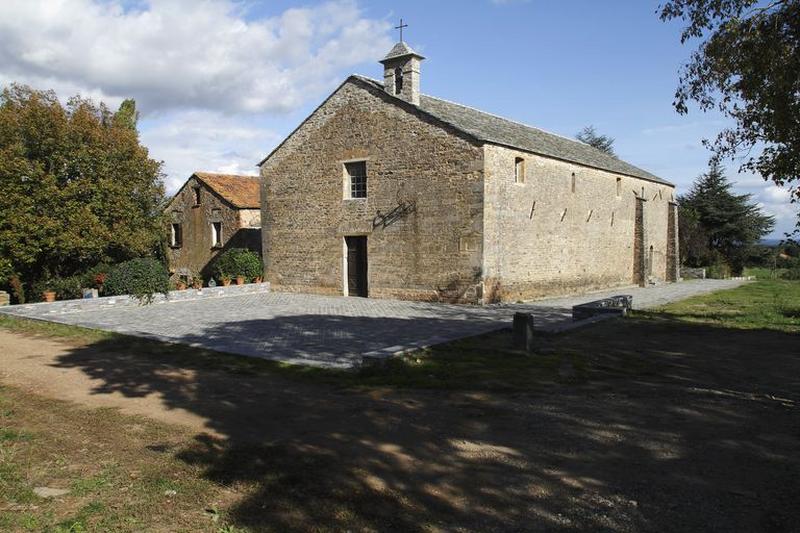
[51,314,800,532]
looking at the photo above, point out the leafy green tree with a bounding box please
[575,125,616,156]
[659,0,800,200]
[679,163,775,273]
[113,98,138,131]
[0,84,166,294]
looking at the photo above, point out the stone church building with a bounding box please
[259,41,679,303]
[166,172,261,282]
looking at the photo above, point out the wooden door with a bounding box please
[345,236,368,297]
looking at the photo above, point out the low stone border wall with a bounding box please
[681,267,706,280]
[571,295,632,321]
[0,282,271,316]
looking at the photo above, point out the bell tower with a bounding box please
[380,40,425,106]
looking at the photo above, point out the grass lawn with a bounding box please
[0,279,798,531]
[653,278,800,332]
[743,266,789,280]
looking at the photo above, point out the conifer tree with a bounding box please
[679,162,774,273]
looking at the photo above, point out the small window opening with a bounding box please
[611,210,615,226]
[529,200,536,219]
[616,177,621,197]
[345,161,367,199]
[571,172,576,193]
[211,222,222,247]
[514,157,525,183]
[170,223,182,248]
[560,208,568,222]
[193,187,201,206]
[586,209,593,222]
[641,186,645,198]
[394,67,404,95]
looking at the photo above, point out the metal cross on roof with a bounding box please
[395,18,408,42]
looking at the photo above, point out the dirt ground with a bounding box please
[1,323,799,532]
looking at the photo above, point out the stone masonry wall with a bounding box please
[166,179,260,282]
[260,80,485,302]
[482,144,675,302]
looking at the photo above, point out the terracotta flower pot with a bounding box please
[254,276,263,284]
[176,281,187,291]
[222,278,232,287]
[42,291,56,302]
[236,276,245,285]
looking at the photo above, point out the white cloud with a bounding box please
[760,184,792,204]
[140,110,280,193]
[0,0,394,193]
[752,184,798,236]
[0,0,392,115]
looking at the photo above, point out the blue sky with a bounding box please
[0,0,795,237]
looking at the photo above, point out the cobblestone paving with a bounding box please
[0,280,746,368]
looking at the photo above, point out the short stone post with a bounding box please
[0,290,9,306]
[512,312,535,354]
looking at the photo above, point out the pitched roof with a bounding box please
[352,75,672,186]
[381,42,425,62]
[192,172,261,208]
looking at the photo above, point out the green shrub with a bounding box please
[781,267,800,281]
[81,263,113,292]
[104,258,170,304]
[52,276,84,300]
[32,276,82,301]
[706,262,732,279]
[31,278,54,301]
[212,248,262,281]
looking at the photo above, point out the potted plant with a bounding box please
[213,248,262,289]
[254,275,263,284]
[175,278,187,291]
[35,277,57,302]
[192,276,203,290]
[221,275,232,286]
[94,272,107,292]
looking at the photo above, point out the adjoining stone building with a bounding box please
[258,41,679,303]
[165,172,262,282]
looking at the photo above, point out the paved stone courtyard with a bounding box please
[1,280,745,368]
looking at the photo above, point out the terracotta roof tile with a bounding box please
[193,172,261,208]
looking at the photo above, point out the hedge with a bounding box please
[104,258,170,304]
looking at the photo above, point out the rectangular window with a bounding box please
[514,157,525,183]
[345,161,367,199]
[193,187,201,206]
[616,177,621,197]
[170,223,182,248]
[211,222,222,247]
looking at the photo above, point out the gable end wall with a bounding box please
[260,81,485,302]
